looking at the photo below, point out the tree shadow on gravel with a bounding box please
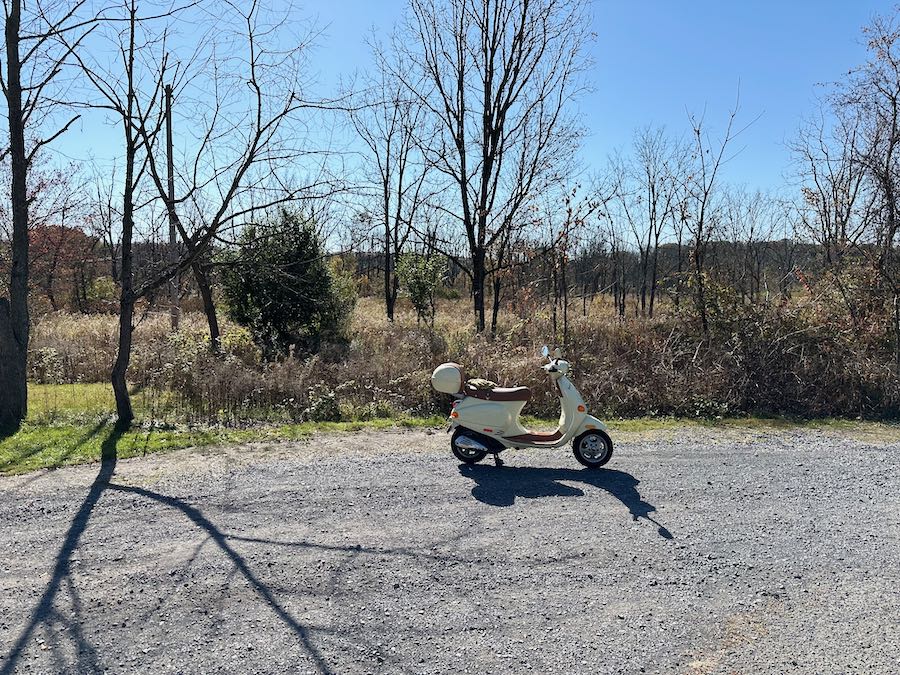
[1,425,122,675]
[225,533,471,564]
[106,482,335,675]
[459,464,673,539]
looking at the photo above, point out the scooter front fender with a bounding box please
[573,414,608,436]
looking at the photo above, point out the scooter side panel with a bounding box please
[454,398,525,437]
[574,414,608,434]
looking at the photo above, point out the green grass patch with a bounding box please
[27,382,198,424]
[28,383,119,419]
[0,420,224,476]
[0,413,448,477]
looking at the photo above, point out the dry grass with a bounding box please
[25,292,900,424]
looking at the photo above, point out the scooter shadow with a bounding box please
[458,464,673,539]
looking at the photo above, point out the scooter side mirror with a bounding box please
[541,345,549,358]
[552,347,563,359]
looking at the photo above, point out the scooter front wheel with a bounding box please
[572,430,613,469]
[451,429,488,464]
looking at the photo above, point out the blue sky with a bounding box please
[304,0,890,191]
[54,0,890,194]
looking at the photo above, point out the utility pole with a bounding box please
[165,82,180,331]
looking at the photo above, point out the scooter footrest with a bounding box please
[503,430,563,443]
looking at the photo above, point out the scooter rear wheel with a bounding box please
[451,429,488,464]
[572,430,613,468]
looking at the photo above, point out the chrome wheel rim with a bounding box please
[580,434,608,462]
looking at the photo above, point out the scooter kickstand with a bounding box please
[493,453,504,467]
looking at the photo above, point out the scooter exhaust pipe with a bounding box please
[455,435,490,452]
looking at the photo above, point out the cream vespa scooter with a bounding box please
[430,346,613,468]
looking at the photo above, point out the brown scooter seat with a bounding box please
[464,384,531,402]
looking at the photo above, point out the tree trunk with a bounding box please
[649,241,659,318]
[74,266,86,312]
[109,240,119,283]
[384,214,393,322]
[582,280,587,317]
[111,292,135,427]
[46,278,57,311]
[473,248,486,333]
[694,245,708,336]
[165,83,180,332]
[192,261,220,351]
[387,275,399,321]
[674,237,683,308]
[639,257,647,317]
[561,256,569,349]
[490,274,502,337]
[113,9,138,428]
[0,301,26,431]
[551,254,559,335]
[1,0,30,429]
[45,248,59,311]
[112,165,135,426]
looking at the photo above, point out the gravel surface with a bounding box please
[0,426,898,674]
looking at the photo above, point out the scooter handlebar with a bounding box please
[542,358,569,375]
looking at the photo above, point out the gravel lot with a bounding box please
[0,425,898,674]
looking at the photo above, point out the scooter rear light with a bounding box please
[577,405,586,412]
[450,411,459,418]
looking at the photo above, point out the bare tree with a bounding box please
[544,183,599,346]
[597,205,628,318]
[792,110,868,269]
[769,199,801,302]
[637,128,689,317]
[0,0,99,429]
[609,128,688,318]
[719,187,777,303]
[683,103,743,336]
[89,169,121,283]
[791,107,870,327]
[347,47,434,322]
[83,0,150,426]
[846,12,900,284]
[832,9,900,371]
[395,0,588,332]
[68,0,331,425]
